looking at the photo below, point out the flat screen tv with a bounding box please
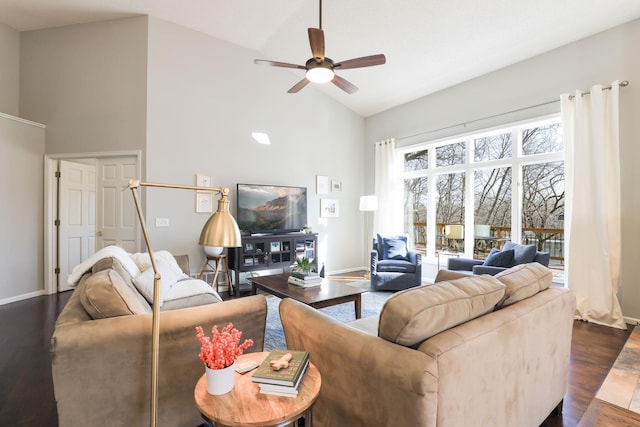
[236,184,308,234]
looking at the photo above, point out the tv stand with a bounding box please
[228,232,318,297]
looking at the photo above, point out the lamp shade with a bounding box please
[445,224,464,240]
[199,195,241,247]
[359,195,379,212]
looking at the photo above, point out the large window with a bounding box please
[401,117,564,267]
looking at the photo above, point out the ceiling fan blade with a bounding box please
[334,54,386,70]
[254,59,306,70]
[288,78,311,93]
[308,28,325,62]
[331,75,358,94]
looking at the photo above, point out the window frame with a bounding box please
[399,114,563,261]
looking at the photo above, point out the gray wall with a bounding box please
[145,17,365,275]
[0,114,45,302]
[365,19,640,320]
[19,16,148,155]
[0,23,20,116]
[12,15,365,304]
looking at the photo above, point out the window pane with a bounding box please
[404,178,428,253]
[522,161,565,266]
[522,123,563,155]
[436,172,465,252]
[474,168,512,259]
[436,142,465,167]
[474,132,512,161]
[404,149,428,172]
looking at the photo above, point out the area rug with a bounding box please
[263,283,392,351]
[595,325,640,414]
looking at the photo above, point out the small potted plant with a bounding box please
[291,257,317,280]
[195,323,253,395]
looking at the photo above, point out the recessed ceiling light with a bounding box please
[251,132,270,145]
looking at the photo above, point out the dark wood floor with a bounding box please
[0,288,637,426]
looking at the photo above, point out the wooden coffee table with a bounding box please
[194,352,321,427]
[249,273,366,319]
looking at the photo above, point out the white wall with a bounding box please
[365,19,640,319]
[0,23,20,116]
[145,17,365,275]
[0,114,45,302]
[19,16,148,155]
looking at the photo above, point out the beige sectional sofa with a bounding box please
[280,263,575,427]
[50,250,267,427]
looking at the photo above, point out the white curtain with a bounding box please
[374,138,403,237]
[561,81,626,329]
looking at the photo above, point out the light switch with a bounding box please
[156,218,170,227]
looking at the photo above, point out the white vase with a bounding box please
[205,363,235,395]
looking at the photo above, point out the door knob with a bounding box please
[97,230,103,236]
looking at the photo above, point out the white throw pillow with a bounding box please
[132,257,184,306]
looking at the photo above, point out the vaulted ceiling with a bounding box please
[2,0,640,117]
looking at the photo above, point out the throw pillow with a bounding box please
[80,269,151,319]
[132,258,184,306]
[494,263,553,307]
[482,248,515,268]
[502,242,537,265]
[378,275,506,347]
[382,236,409,260]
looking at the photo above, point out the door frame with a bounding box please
[44,150,142,294]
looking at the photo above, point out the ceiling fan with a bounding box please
[254,0,386,94]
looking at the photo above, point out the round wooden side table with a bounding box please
[194,352,321,427]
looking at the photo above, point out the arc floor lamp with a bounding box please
[128,179,241,427]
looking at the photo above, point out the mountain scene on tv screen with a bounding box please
[238,186,307,232]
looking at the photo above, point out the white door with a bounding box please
[58,160,96,291]
[97,157,139,253]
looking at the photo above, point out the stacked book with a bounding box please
[252,349,310,397]
[287,272,322,287]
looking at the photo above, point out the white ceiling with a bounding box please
[2,0,640,117]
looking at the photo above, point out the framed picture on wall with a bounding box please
[316,175,330,195]
[331,180,342,192]
[320,198,339,218]
[196,192,213,213]
[196,174,212,188]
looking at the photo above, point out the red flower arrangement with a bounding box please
[195,323,254,370]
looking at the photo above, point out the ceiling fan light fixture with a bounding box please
[306,60,334,83]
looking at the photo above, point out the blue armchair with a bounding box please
[370,234,422,291]
[447,241,550,276]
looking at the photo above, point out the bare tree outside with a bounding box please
[402,121,564,263]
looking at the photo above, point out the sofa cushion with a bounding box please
[382,235,409,260]
[482,248,515,267]
[494,263,553,307]
[161,279,222,311]
[502,242,537,265]
[80,269,151,319]
[376,259,416,273]
[378,276,506,347]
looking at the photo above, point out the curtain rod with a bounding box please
[568,80,629,99]
[396,80,629,142]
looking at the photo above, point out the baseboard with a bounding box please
[0,290,45,306]
[624,316,640,326]
[326,267,368,276]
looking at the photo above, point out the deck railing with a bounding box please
[410,223,565,267]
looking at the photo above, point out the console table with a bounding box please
[228,233,318,296]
